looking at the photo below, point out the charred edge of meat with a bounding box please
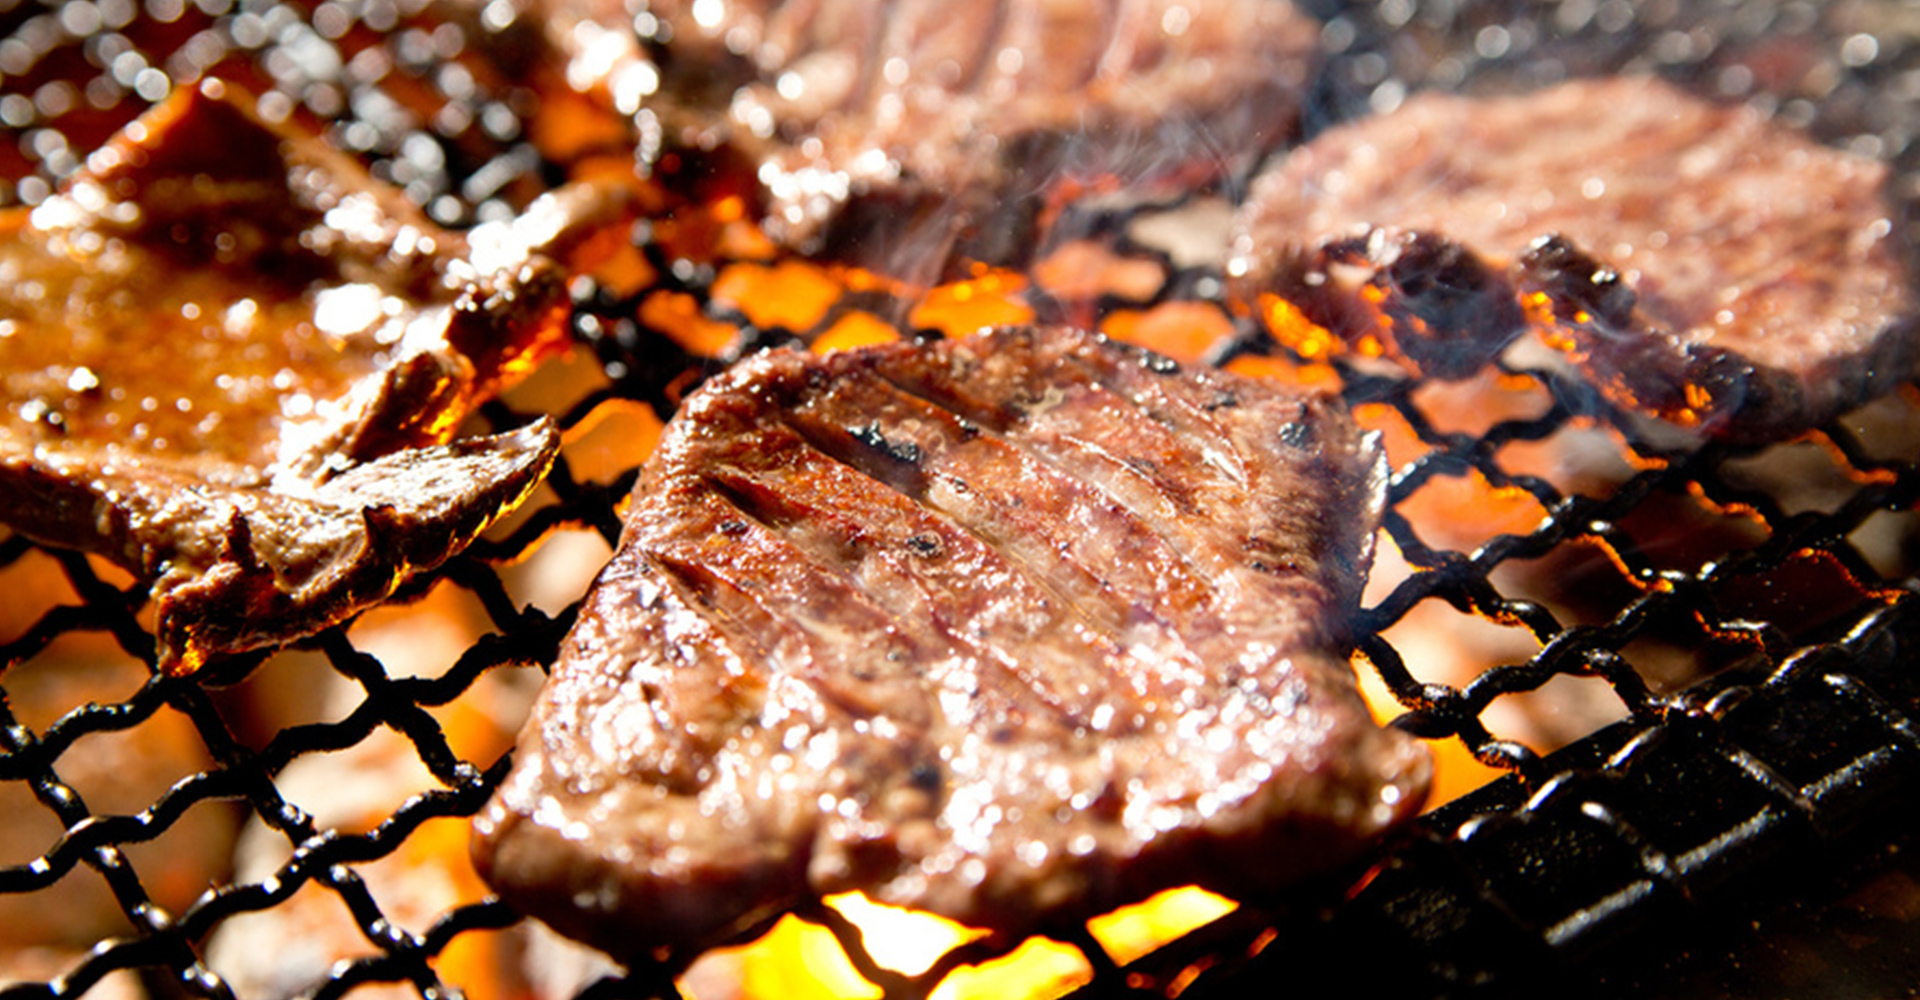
[0,420,560,671]
[1357,230,1528,380]
[1243,223,1917,443]
[160,420,562,670]
[1239,227,1528,380]
[1513,233,1912,443]
[1515,234,1638,331]
[646,140,766,218]
[1513,233,1697,417]
[1230,77,1917,444]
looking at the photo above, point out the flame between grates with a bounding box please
[4,1,1920,998]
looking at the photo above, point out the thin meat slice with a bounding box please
[0,81,628,671]
[1228,75,1916,443]
[473,325,1428,960]
[533,0,1320,277]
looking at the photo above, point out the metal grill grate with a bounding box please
[5,1,1920,998]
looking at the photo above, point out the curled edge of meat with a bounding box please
[472,326,1429,961]
[1224,78,1920,446]
[1232,224,1920,445]
[0,423,559,674]
[1229,226,1531,383]
[0,81,639,673]
[1511,233,1920,445]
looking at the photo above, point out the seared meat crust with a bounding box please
[0,81,612,671]
[540,0,1320,274]
[474,325,1428,958]
[1228,76,1915,442]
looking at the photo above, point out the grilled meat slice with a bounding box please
[538,0,1319,276]
[1228,75,1916,443]
[474,325,1428,959]
[0,80,625,672]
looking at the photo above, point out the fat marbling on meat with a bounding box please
[0,80,632,672]
[535,0,1321,276]
[474,325,1429,959]
[1228,75,1916,443]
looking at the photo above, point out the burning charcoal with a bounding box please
[0,81,636,672]
[474,325,1429,960]
[1228,75,1917,443]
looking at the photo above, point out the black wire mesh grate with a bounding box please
[4,1,1920,998]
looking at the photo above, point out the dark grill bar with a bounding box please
[1198,596,1920,998]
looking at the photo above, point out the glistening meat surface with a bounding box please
[0,81,629,671]
[1228,75,1916,443]
[474,325,1429,958]
[534,0,1320,276]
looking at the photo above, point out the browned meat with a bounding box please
[539,0,1320,276]
[0,81,627,672]
[1227,75,1917,443]
[473,325,1429,959]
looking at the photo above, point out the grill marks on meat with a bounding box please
[542,0,1319,276]
[1228,75,1917,443]
[0,81,630,671]
[474,325,1428,958]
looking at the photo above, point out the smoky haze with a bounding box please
[540,0,1321,289]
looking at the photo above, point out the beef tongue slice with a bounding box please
[1228,75,1916,444]
[526,0,1321,276]
[0,80,630,671]
[474,325,1428,958]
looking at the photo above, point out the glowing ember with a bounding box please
[712,259,844,331]
[676,891,1200,1000]
[907,271,1035,336]
[1087,887,1238,966]
[560,398,667,484]
[641,290,741,358]
[828,893,987,975]
[1259,293,1341,361]
[715,916,879,1000]
[1352,402,1426,469]
[930,938,1093,1000]
[1396,470,1552,553]
[1032,240,1168,303]
[1101,301,1237,364]
[1220,352,1343,392]
[811,311,903,353]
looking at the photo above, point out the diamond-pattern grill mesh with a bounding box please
[5,1,1920,998]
